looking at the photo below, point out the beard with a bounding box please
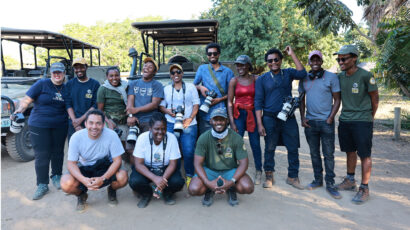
[213,125,227,133]
[210,59,218,65]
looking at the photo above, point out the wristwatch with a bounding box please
[231,178,236,184]
[102,177,108,184]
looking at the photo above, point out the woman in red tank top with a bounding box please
[227,55,263,185]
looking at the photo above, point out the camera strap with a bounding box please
[208,64,225,96]
[149,132,168,169]
[171,81,186,111]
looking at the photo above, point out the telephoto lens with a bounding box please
[127,125,140,145]
[173,105,185,132]
[277,97,293,121]
[199,90,217,113]
[114,127,123,138]
[10,113,25,134]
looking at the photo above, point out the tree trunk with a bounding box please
[398,82,410,97]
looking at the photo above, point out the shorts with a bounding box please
[338,121,373,158]
[78,156,117,192]
[194,167,237,181]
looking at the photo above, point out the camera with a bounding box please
[10,113,25,134]
[127,125,140,145]
[114,127,123,138]
[277,92,305,121]
[199,90,217,113]
[173,105,185,132]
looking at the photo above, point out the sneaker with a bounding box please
[32,184,49,200]
[164,193,176,205]
[76,192,88,212]
[263,171,274,188]
[286,177,304,190]
[326,185,342,199]
[51,175,61,190]
[306,180,323,190]
[202,190,214,207]
[227,188,239,206]
[336,177,357,191]
[137,194,152,208]
[254,170,262,185]
[107,186,118,206]
[186,176,192,190]
[352,186,369,204]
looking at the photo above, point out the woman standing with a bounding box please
[13,62,68,200]
[227,55,263,184]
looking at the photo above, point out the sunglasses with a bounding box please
[267,58,280,63]
[216,142,223,155]
[207,52,219,57]
[170,70,182,75]
[336,56,352,63]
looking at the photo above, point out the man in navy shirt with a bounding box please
[255,46,306,190]
[66,58,100,142]
[194,43,234,134]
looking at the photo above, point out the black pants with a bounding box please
[128,166,185,196]
[29,126,67,185]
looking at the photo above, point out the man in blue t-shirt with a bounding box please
[254,46,306,190]
[193,43,234,134]
[66,58,100,142]
[299,50,341,199]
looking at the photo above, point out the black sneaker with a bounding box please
[107,186,118,206]
[227,188,239,206]
[326,185,342,199]
[202,190,214,207]
[76,192,88,212]
[137,194,152,208]
[163,193,176,205]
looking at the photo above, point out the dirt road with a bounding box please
[2,113,410,230]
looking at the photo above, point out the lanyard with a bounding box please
[149,132,167,169]
[170,81,186,111]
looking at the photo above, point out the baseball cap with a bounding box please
[234,55,253,71]
[143,57,159,72]
[210,108,228,119]
[50,62,65,73]
[333,45,359,56]
[72,57,87,66]
[169,63,183,72]
[308,50,323,61]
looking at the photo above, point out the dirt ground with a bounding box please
[2,109,410,230]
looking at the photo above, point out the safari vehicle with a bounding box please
[127,19,237,81]
[1,27,109,162]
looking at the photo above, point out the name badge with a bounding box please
[85,89,93,99]
[352,83,359,94]
[224,147,233,158]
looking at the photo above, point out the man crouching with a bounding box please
[61,110,128,212]
[188,108,254,206]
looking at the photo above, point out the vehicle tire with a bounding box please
[5,121,34,162]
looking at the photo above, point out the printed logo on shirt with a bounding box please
[85,89,93,99]
[370,77,376,85]
[53,92,64,101]
[153,151,162,163]
[134,86,139,94]
[140,88,147,96]
[147,88,153,96]
[224,147,233,159]
[352,82,359,94]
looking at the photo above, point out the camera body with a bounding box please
[127,125,140,145]
[114,127,123,138]
[10,113,25,134]
[277,93,305,121]
[199,90,217,113]
[173,105,185,132]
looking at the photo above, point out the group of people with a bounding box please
[13,41,378,212]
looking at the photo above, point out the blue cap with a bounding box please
[50,62,65,73]
[210,108,228,119]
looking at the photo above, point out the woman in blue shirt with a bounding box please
[13,62,69,200]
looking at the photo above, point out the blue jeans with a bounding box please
[198,111,212,135]
[167,122,198,177]
[305,120,336,185]
[234,109,262,171]
[263,115,300,178]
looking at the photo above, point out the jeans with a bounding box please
[262,115,300,178]
[29,126,67,185]
[304,120,336,185]
[167,122,197,177]
[198,111,212,135]
[128,166,185,196]
[234,109,262,171]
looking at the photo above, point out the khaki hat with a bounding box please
[72,57,87,66]
[169,63,183,72]
[143,57,159,72]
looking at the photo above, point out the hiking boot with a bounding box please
[164,193,176,205]
[202,190,214,207]
[186,176,192,190]
[107,186,118,206]
[76,192,88,212]
[227,188,239,206]
[254,170,262,185]
[137,194,152,208]
[306,180,323,190]
[286,177,304,190]
[326,185,342,199]
[32,184,49,200]
[51,175,61,190]
[336,177,357,191]
[352,186,369,204]
[263,171,274,188]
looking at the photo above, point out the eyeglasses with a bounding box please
[170,70,182,75]
[216,142,223,155]
[267,58,280,63]
[336,56,352,63]
[207,52,219,57]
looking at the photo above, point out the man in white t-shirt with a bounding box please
[128,112,185,208]
[61,110,128,212]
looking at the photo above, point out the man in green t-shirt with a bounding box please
[188,108,254,206]
[334,45,379,204]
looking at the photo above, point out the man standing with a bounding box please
[61,110,128,212]
[188,108,254,207]
[254,46,307,190]
[66,58,100,142]
[194,43,234,134]
[334,45,379,204]
[299,50,341,199]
